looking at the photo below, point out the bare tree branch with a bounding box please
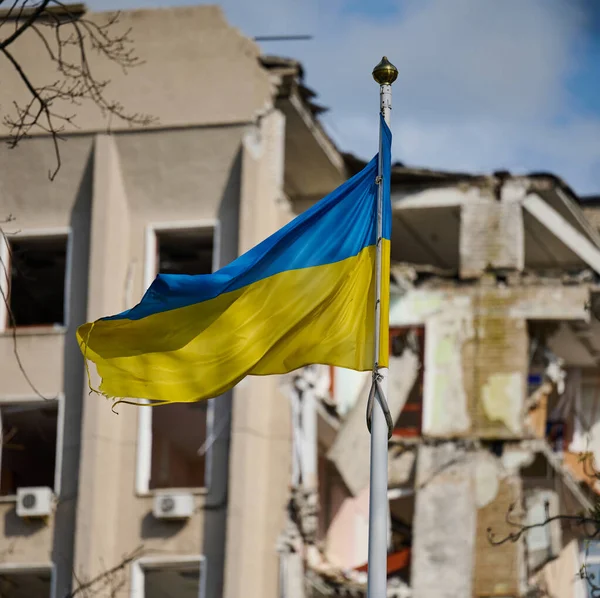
[0,0,50,50]
[487,506,600,547]
[0,1,156,179]
[1,43,63,179]
[66,545,145,598]
[0,2,23,26]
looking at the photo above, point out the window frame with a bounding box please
[130,555,206,598]
[0,562,56,598]
[569,374,600,454]
[0,227,72,333]
[0,393,65,502]
[135,220,220,496]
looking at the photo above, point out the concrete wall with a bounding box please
[73,133,134,583]
[0,123,248,595]
[411,443,477,598]
[473,457,522,596]
[389,285,589,440]
[72,126,247,595]
[1,6,274,136]
[460,201,524,278]
[411,445,525,598]
[0,136,94,583]
[54,145,94,597]
[202,134,242,598]
[224,109,294,598]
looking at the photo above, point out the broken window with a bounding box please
[0,401,59,496]
[0,568,52,598]
[389,492,414,554]
[143,561,202,598]
[391,326,425,438]
[571,377,600,456]
[146,227,216,491]
[149,402,208,490]
[6,235,68,328]
[156,227,214,276]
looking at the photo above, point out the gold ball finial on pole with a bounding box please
[372,56,398,85]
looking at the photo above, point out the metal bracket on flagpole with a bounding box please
[366,369,394,440]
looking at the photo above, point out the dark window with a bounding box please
[7,236,67,327]
[392,327,425,438]
[0,402,58,496]
[144,563,201,598]
[149,402,208,490]
[0,569,52,598]
[157,228,214,276]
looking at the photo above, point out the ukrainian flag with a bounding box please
[77,117,392,404]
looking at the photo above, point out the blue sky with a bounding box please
[87,0,600,196]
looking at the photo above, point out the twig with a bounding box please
[66,545,145,598]
[487,511,600,546]
[0,0,50,50]
[0,1,156,179]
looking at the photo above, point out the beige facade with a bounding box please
[0,5,345,598]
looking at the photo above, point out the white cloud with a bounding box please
[87,0,600,194]
[221,0,600,193]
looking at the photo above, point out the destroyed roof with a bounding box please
[260,53,348,190]
[260,55,596,218]
[260,55,329,117]
[525,171,585,205]
[344,153,496,189]
[580,195,600,206]
[344,154,591,206]
[0,2,86,18]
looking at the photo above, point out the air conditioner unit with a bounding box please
[16,487,53,518]
[152,492,194,520]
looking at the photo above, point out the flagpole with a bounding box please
[367,56,398,598]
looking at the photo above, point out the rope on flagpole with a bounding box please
[366,372,394,439]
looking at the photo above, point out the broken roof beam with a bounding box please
[390,286,590,329]
[526,440,595,512]
[392,186,479,210]
[523,192,600,275]
[0,2,86,19]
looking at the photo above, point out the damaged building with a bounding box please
[1,4,600,598]
[282,168,600,598]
